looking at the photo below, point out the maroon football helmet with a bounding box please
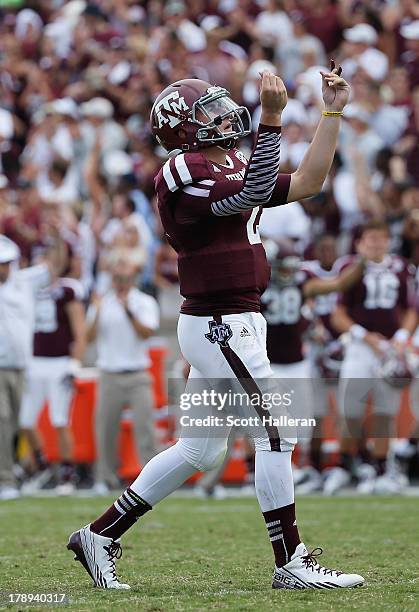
[376,348,413,388]
[150,79,251,154]
[269,241,301,285]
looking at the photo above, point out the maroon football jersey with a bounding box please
[338,255,415,338]
[155,136,290,316]
[261,269,314,364]
[33,278,83,357]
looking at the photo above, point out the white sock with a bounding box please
[130,443,197,506]
[255,450,294,512]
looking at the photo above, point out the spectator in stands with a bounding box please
[398,85,419,186]
[340,103,385,172]
[254,0,293,52]
[299,0,345,55]
[278,10,326,85]
[341,23,388,83]
[86,257,159,494]
[36,157,79,206]
[96,193,150,295]
[400,20,419,88]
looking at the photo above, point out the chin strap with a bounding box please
[217,137,237,151]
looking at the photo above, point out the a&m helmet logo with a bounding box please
[153,91,189,129]
[205,320,233,347]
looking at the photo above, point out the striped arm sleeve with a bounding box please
[211,126,282,217]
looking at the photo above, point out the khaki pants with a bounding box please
[95,370,157,487]
[0,369,23,487]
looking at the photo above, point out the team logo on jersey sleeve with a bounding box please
[205,320,233,347]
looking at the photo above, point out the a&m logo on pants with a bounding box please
[205,320,233,347]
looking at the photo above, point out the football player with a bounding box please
[301,234,347,492]
[68,66,365,590]
[20,250,86,495]
[330,220,417,494]
[262,239,364,493]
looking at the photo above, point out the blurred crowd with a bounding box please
[0,0,418,300]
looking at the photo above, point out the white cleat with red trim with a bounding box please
[272,543,364,590]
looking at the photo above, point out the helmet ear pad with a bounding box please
[175,128,188,142]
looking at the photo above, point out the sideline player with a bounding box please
[263,239,364,493]
[299,234,348,492]
[68,66,365,590]
[331,220,417,494]
[20,250,86,494]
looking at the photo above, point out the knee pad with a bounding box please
[175,438,228,472]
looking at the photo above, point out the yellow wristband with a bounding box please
[322,110,343,117]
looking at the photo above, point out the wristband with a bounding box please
[393,328,410,343]
[300,304,314,321]
[350,324,367,341]
[322,110,343,117]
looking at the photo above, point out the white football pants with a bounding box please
[130,312,296,512]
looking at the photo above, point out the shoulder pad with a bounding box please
[300,260,319,276]
[155,152,211,198]
[295,270,308,284]
[390,256,404,274]
[60,277,85,301]
[407,262,416,276]
[333,254,355,273]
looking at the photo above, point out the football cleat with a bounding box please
[67,525,130,589]
[194,483,228,499]
[91,481,110,496]
[295,467,322,495]
[55,482,76,496]
[272,543,364,589]
[0,485,20,500]
[21,467,54,495]
[323,467,351,496]
[374,471,409,495]
[292,465,308,487]
[355,463,377,495]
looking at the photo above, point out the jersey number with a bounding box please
[246,207,262,245]
[364,272,400,309]
[263,286,302,325]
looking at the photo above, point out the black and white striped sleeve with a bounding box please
[211,125,282,216]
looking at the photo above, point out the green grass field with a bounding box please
[0,495,418,611]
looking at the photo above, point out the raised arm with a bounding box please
[210,71,287,216]
[303,258,365,298]
[287,62,351,203]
